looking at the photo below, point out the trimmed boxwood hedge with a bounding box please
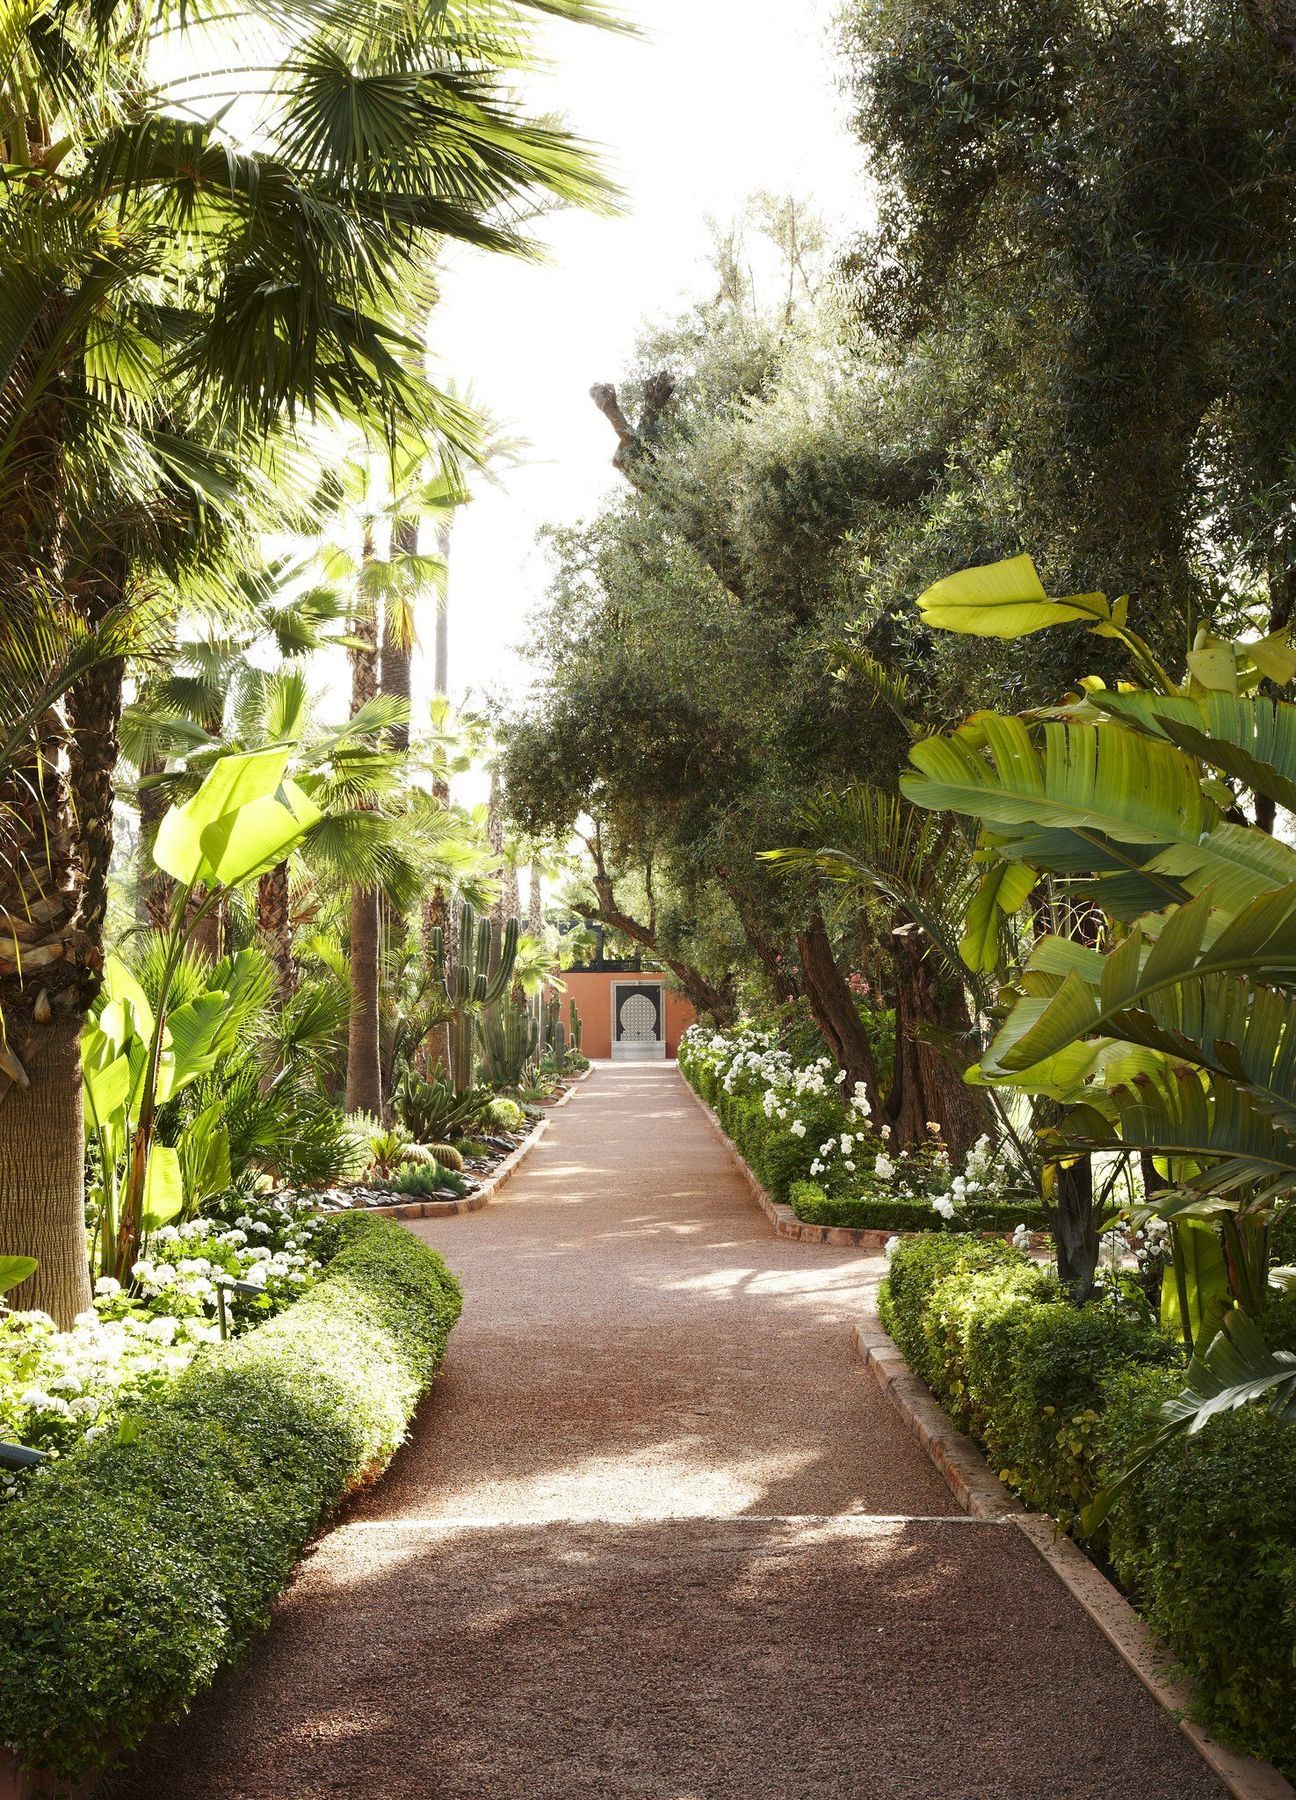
[881,1233,1296,1775]
[789,1180,1049,1235]
[0,1213,461,1780]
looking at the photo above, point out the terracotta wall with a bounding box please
[559,972,697,1059]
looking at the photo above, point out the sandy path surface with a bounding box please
[114,1063,1221,1798]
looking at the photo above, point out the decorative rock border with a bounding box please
[855,1318,1295,1800]
[332,1065,597,1222]
[688,1071,1293,1799]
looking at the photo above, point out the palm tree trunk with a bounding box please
[137,755,174,930]
[434,518,451,694]
[0,1018,93,1326]
[0,547,125,1327]
[258,862,295,999]
[345,555,383,1114]
[345,884,383,1114]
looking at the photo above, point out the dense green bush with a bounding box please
[1100,1363,1296,1773]
[0,1215,461,1779]
[877,1233,1018,1387]
[881,1234,1296,1774]
[789,1180,1048,1235]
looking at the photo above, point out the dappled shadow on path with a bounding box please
[110,1511,1221,1800]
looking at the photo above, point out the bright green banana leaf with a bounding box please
[0,1255,38,1296]
[154,748,320,890]
[142,1144,183,1228]
[917,554,1110,638]
[1161,1218,1230,1346]
[984,884,1296,1075]
[959,861,1037,972]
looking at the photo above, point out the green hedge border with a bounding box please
[880,1234,1296,1776]
[788,1179,1048,1234]
[0,1214,461,1780]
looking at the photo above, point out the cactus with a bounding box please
[570,1001,583,1054]
[428,902,520,1091]
[480,998,540,1087]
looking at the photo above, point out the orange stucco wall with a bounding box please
[559,972,697,1059]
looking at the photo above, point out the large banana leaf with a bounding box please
[1052,1067,1296,1203]
[985,884,1296,1073]
[917,554,1111,638]
[1089,974,1296,1135]
[904,714,1214,845]
[1083,1310,1296,1533]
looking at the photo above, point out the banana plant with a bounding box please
[84,749,319,1279]
[903,552,1296,1343]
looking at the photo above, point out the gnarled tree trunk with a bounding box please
[886,923,994,1159]
[796,910,880,1107]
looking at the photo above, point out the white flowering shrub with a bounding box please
[680,1023,1033,1227]
[0,1195,336,1498]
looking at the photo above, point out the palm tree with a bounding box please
[0,0,616,1323]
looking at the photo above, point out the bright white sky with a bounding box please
[417,0,864,721]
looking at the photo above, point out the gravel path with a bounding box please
[116,1063,1222,1798]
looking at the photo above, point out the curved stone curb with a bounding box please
[854,1317,1294,1800]
[323,1068,597,1224]
[683,1082,895,1248]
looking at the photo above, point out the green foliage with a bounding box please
[841,0,1296,642]
[1101,1369,1296,1772]
[382,1162,471,1199]
[0,1216,460,1778]
[788,1181,1046,1235]
[880,1234,1296,1770]
[393,1071,487,1143]
[877,1234,1019,1388]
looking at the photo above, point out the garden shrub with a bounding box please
[788,1181,1048,1235]
[963,1291,1174,1523]
[1101,1368,1296,1774]
[0,1214,461,1779]
[877,1234,1019,1386]
[879,1235,1296,1775]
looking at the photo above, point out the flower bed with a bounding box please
[1,1195,337,1489]
[787,1181,1048,1237]
[678,1025,1034,1232]
[880,1233,1296,1775]
[0,1214,460,1783]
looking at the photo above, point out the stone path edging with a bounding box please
[324,1067,596,1224]
[855,1319,1295,1800]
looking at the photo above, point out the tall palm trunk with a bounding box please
[0,548,126,1326]
[345,558,382,1116]
[0,1020,91,1324]
[137,755,174,930]
[258,862,295,1000]
[433,517,451,694]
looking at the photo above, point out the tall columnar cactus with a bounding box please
[480,999,539,1087]
[429,901,520,1091]
[569,1001,583,1054]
